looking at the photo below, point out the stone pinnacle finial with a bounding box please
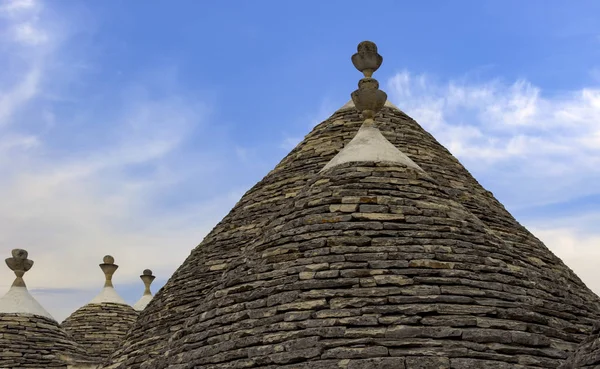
[350,41,388,123]
[99,255,118,288]
[140,269,155,296]
[5,249,34,287]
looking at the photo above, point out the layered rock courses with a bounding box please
[103,41,600,369]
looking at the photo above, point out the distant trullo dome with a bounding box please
[61,255,138,364]
[0,249,93,368]
[101,42,600,368]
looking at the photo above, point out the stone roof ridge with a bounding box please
[0,248,55,320]
[133,268,155,311]
[322,41,422,173]
[89,254,127,305]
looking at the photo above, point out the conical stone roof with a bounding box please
[102,42,600,369]
[0,249,92,368]
[62,255,138,363]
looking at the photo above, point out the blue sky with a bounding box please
[1,0,599,321]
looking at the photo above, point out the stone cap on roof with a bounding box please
[0,249,94,367]
[62,255,139,362]
[0,248,54,320]
[133,269,155,311]
[89,255,127,305]
[322,41,422,173]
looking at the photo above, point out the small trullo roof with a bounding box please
[0,249,92,368]
[61,255,138,363]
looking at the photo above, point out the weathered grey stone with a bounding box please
[0,314,92,368]
[61,302,138,363]
[348,357,405,368]
[406,356,449,369]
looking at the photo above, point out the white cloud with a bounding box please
[0,0,48,47]
[0,67,42,125]
[529,212,600,295]
[386,70,600,210]
[12,21,47,44]
[0,0,37,14]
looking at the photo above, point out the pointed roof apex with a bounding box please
[321,124,423,172]
[133,269,156,311]
[0,249,54,320]
[323,41,421,172]
[89,255,126,305]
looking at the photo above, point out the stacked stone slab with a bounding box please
[560,323,600,368]
[62,255,138,363]
[61,302,138,361]
[0,249,93,368]
[0,314,93,368]
[102,42,600,369]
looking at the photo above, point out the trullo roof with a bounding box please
[0,249,92,368]
[61,255,138,363]
[102,41,600,369]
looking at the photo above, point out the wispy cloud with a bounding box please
[0,0,239,321]
[386,70,600,210]
[531,212,600,294]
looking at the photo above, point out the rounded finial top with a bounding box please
[12,249,28,260]
[103,255,115,264]
[357,41,378,54]
[143,269,153,276]
[351,40,383,78]
[5,249,33,287]
[6,249,33,272]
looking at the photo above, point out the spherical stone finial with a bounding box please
[5,249,34,287]
[351,40,383,78]
[140,269,156,296]
[99,255,119,288]
[103,255,115,264]
[12,248,28,260]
